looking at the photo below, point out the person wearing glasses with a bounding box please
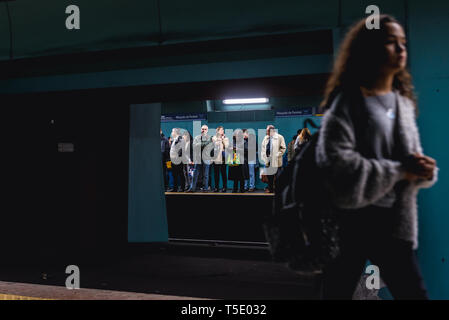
[187,125,213,192]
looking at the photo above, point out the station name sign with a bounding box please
[275,107,314,117]
[161,113,207,122]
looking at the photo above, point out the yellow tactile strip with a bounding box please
[0,293,52,300]
[0,281,206,300]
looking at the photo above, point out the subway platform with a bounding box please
[165,191,274,242]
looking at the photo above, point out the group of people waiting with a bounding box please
[160,124,313,193]
[162,14,439,300]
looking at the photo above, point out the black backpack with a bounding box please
[263,127,340,274]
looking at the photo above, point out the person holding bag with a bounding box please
[227,129,247,193]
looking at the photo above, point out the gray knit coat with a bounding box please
[316,91,438,249]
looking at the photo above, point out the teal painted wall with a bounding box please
[128,103,168,242]
[408,0,449,299]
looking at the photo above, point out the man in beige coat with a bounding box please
[261,125,286,192]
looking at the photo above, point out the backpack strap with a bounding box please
[330,88,368,152]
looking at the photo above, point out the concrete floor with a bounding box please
[0,243,320,300]
[0,281,203,300]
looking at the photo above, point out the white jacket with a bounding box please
[261,133,286,168]
[212,135,229,164]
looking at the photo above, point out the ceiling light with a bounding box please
[223,98,269,105]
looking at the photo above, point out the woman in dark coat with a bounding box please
[242,129,250,190]
[227,129,248,193]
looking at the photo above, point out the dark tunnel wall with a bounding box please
[0,0,338,60]
[0,4,8,59]
[1,93,130,265]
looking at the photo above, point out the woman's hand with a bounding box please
[414,153,436,180]
[404,171,422,182]
[403,153,436,181]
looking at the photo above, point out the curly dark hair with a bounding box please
[320,15,417,111]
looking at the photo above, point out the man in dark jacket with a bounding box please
[160,129,170,191]
[169,128,186,192]
[243,129,256,192]
[187,125,213,192]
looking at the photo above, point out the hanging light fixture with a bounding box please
[223,98,269,105]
